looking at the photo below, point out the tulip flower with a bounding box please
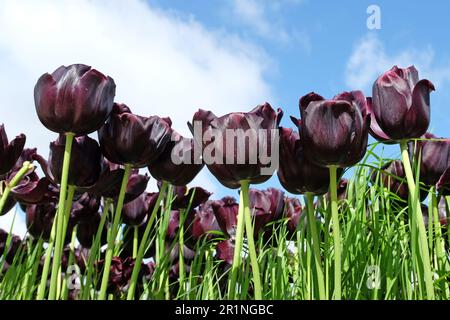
[369,66,435,142]
[98,103,172,168]
[170,185,211,210]
[34,64,116,135]
[25,202,56,241]
[0,124,26,177]
[48,135,102,187]
[191,103,282,189]
[284,197,303,234]
[249,188,284,235]
[191,201,221,241]
[216,239,234,265]
[76,213,108,248]
[122,192,158,226]
[408,133,450,187]
[298,91,370,168]
[278,127,335,195]
[70,193,101,223]
[149,123,204,186]
[211,197,239,237]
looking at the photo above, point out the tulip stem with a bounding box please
[126,181,168,300]
[133,226,138,259]
[400,141,435,299]
[328,165,342,300]
[228,181,247,299]
[305,192,326,300]
[49,132,74,300]
[0,161,33,214]
[178,208,186,296]
[240,181,262,300]
[98,164,132,300]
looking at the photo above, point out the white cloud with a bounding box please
[0,0,273,235]
[230,0,309,49]
[345,33,450,92]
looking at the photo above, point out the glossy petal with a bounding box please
[0,124,26,176]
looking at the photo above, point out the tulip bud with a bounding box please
[34,64,116,135]
[0,124,26,177]
[25,202,56,241]
[369,65,435,141]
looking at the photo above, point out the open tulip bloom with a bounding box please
[2,63,450,301]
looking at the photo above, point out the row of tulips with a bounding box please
[0,63,447,300]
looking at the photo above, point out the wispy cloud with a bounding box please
[229,0,310,50]
[346,33,450,92]
[0,0,274,236]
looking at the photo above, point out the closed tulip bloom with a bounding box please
[149,124,204,186]
[98,103,172,168]
[211,196,239,237]
[77,213,108,248]
[191,201,221,240]
[34,64,116,135]
[25,202,56,241]
[284,197,303,233]
[122,192,158,226]
[369,66,435,141]
[70,193,101,223]
[0,228,8,256]
[191,103,283,189]
[408,133,450,187]
[0,124,26,177]
[249,188,285,233]
[49,135,102,187]
[299,90,370,168]
[277,127,334,195]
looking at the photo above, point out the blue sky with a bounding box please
[0,0,449,235]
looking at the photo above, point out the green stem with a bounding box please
[329,165,342,300]
[49,132,74,300]
[178,208,186,296]
[241,181,262,300]
[400,141,435,299]
[228,181,247,299]
[98,164,132,300]
[36,218,57,299]
[133,226,138,259]
[0,161,33,214]
[305,192,326,300]
[126,181,168,300]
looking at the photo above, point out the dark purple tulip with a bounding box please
[298,90,370,168]
[0,124,26,177]
[216,239,234,265]
[437,197,449,227]
[25,202,56,241]
[191,103,283,189]
[34,64,116,135]
[171,185,212,210]
[369,66,435,141]
[373,160,409,201]
[437,168,450,195]
[277,127,335,195]
[167,210,180,239]
[408,133,450,187]
[95,257,123,294]
[284,197,303,233]
[122,192,158,226]
[325,178,349,202]
[83,159,149,203]
[149,124,204,186]
[249,188,284,234]
[191,201,221,241]
[98,103,172,168]
[0,228,8,256]
[76,213,108,248]
[49,135,102,187]
[70,193,101,223]
[4,234,23,264]
[121,225,155,259]
[211,196,239,237]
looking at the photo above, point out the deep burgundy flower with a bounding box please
[70,193,101,223]
[211,196,239,237]
[82,159,149,203]
[190,103,283,189]
[437,197,449,227]
[121,225,155,259]
[437,168,450,195]
[98,103,172,168]
[95,257,123,294]
[277,127,335,195]
[298,91,370,168]
[76,212,108,248]
[4,234,23,264]
[369,66,435,142]
[0,228,8,256]
[216,239,234,265]
[167,210,180,240]
[373,160,409,201]
[408,133,450,187]
[170,185,212,210]
[249,188,284,234]
[122,192,158,226]
[284,197,303,233]
[34,64,116,135]
[191,201,221,241]
[0,124,26,177]
[49,135,102,187]
[148,123,204,186]
[25,202,56,241]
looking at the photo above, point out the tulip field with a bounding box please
[0,63,449,301]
